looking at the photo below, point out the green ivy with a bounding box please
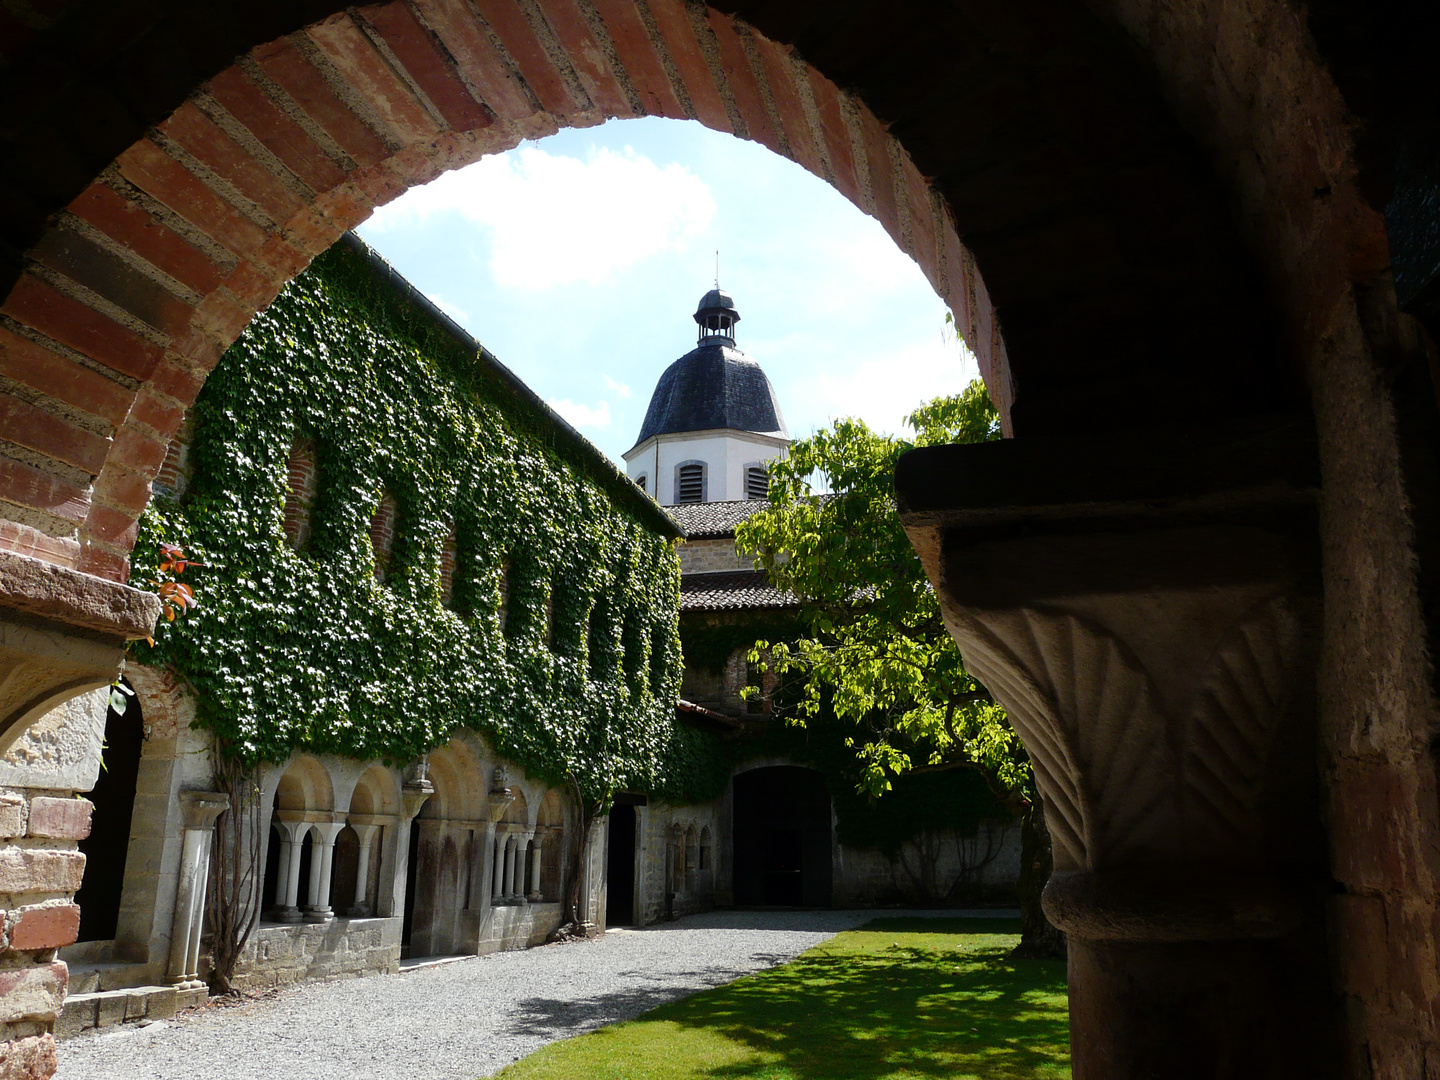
[133,241,726,804]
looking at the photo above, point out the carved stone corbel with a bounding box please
[897,420,1337,1080]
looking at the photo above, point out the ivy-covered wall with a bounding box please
[134,236,726,804]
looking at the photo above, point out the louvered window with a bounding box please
[636,475,646,494]
[676,463,704,503]
[745,466,768,500]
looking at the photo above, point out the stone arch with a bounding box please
[274,754,335,813]
[0,2,1428,1073]
[349,763,401,818]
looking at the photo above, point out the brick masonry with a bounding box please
[0,0,998,584]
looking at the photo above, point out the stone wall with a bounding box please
[0,689,108,1077]
[677,539,755,575]
[477,902,563,953]
[831,822,1020,907]
[227,917,401,991]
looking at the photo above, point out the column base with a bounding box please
[303,907,334,923]
[345,903,372,918]
[526,891,541,902]
[272,906,302,924]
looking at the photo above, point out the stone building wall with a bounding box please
[677,539,756,575]
[831,822,1021,907]
[0,689,109,1077]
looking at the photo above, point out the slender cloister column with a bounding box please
[509,840,527,898]
[346,819,382,916]
[305,820,346,922]
[527,834,543,901]
[167,791,230,988]
[491,828,507,902]
[896,424,1336,1080]
[472,821,495,911]
[273,817,309,924]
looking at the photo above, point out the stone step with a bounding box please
[66,961,152,994]
[55,984,207,1040]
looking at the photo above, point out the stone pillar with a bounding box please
[504,836,519,899]
[473,821,495,911]
[304,820,346,922]
[491,828,507,902]
[272,818,308,923]
[347,820,382,917]
[527,833,543,900]
[895,423,1338,1079]
[166,790,229,988]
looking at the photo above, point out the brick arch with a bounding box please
[0,0,1014,585]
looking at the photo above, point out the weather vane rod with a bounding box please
[715,250,720,288]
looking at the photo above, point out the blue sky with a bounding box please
[356,117,977,468]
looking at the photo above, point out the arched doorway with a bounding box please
[605,799,640,927]
[732,766,831,908]
[73,682,144,943]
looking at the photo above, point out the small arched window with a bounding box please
[369,489,398,582]
[497,556,512,635]
[635,474,647,495]
[438,521,457,607]
[745,465,769,501]
[675,462,705,504]
[283,437,318,551]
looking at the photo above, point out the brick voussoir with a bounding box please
[206,66,349,193]
[586,0,685,118]
[706,12,775,151]
[253,36,392,168]
[306,15,445,146]
[67,183,227,297]
[362,2,495,132]
[752,36,821,178]
[471,0,578,116]
[1,274,163,384]
[0,395,110,475]
[901,156,938,281]
[90,464,153,518]
[643,0,730,131]
[116,139,272,261]
[412,0,537,122]
[160,102,310,225]
[807,73,861,207]
[537,0,633,117]
[0,327,134,429]
[0,457,91,526]
[856,107,900,240]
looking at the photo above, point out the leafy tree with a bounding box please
[735,380,1063,956]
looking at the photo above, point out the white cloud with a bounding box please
[548,398,612,431]
[364,145,716,289]
[808,337,979,439]
[604,375,632,399]
[428,295,471,325]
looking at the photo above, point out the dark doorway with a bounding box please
[75,686,143,942]
[261,822,283,917]
[733,766,832,907]
[401,819,420,958]
[606,804,637,926]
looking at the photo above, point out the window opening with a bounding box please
[370,489,398,582]
[438,522,457,607]
[636,474,647,494]
[497,556,511,635]
[745,465,769,501]
[282,437,318,550]
[676,463,704,503]
[746,657,768,714]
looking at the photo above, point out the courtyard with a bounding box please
[53,910,1058,1080]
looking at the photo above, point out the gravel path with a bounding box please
[54,908,1010,1080]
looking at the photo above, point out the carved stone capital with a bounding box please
[177,789,229,831]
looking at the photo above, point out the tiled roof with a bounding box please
[666,499,769,538]
[632,342,787,447]
[680,570,798,611]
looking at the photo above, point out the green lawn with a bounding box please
[493,918,1071,1080]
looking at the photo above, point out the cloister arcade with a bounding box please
[0,0,1436,1077]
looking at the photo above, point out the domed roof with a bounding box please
[632,342,788,447]
[694,288,739,323]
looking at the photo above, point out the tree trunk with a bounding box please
[1012,799,1066,959]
